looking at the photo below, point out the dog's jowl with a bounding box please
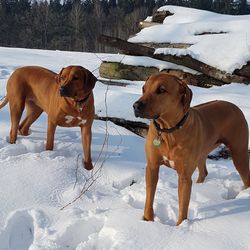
[0,65,97,170]
[133,73,250,225]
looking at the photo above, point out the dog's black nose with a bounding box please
[133,101,144,117]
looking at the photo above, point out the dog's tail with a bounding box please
[0,96,8,109]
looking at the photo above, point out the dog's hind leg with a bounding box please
[9,99,25,144]
[196,157,208,183]
[46,119,57,150]
[230,144,250,188]
[19,101,43,136]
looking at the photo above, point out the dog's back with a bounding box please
[194,100,248,146]
[7,66,57,111]
[7,66,56,91]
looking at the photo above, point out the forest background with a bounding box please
[0,0,249,52]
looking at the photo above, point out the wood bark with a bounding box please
[139,21,159,28]
[98,34,250,84]
[234,62,250,78]
[99,61,224,87]
[95,115,148,137]
[138,42,192,49]
[152,10,173,23]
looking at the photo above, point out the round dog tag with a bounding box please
[153,137,161,147]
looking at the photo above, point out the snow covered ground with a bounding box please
[0,7,250,248]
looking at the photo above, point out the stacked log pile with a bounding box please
[98,9,250,87]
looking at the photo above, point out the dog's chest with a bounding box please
[158,139,177,170]
[58,114,87,127]
[162,155,176,169]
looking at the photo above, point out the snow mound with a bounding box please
[129,5,250,73]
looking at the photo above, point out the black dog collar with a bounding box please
[75,92,91,112]
[153,112,189,134]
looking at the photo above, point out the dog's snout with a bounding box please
[133,101,143,111]
[133,101,145,117]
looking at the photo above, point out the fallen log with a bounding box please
[97,78,130,87]
[95,115,148,137]
[138,42,192,49]
[98,34,250,84]
[99,61,159,82]
[152,10,173,23]
[139,21,159,28]
[234,62,250,78]
[99,61,223,87]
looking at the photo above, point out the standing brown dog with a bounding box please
[0,66,97,170]
[133,73,250,225]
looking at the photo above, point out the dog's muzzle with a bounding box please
[133,101,145,118]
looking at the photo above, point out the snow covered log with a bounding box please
[99,61,223,87]
[138,42,192,49]
[234,62,250,78]
[139,10,174,28]
[152,10,173,23]
[98,34,250,84]
[139,21,159,28]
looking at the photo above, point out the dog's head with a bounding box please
[133,73,192,119]
[56,66,97,101]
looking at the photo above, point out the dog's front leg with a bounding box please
[81,124,93,171]
[143,163,160,221]
[46,119,57,150]
[176,172,192,226]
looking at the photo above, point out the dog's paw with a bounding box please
[142,215,154,222]
[83,160,93,171]
[18,128,31,136]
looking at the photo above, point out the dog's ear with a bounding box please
[55,68,64,84]
[179,81,193,113]
[86,70,97,89]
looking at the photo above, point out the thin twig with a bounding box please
[61,53,113,210]
[73,154,81,190]
[60,82,109,209]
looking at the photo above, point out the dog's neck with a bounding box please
[63,92,92,113]
[74,93,90,112]
[154,110,189,134]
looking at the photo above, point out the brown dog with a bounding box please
[133,73,250,225]
[0,66,97,170]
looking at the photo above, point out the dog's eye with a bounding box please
[60,76,65,81]
[157,86,167,94]
[73,76,79,81]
